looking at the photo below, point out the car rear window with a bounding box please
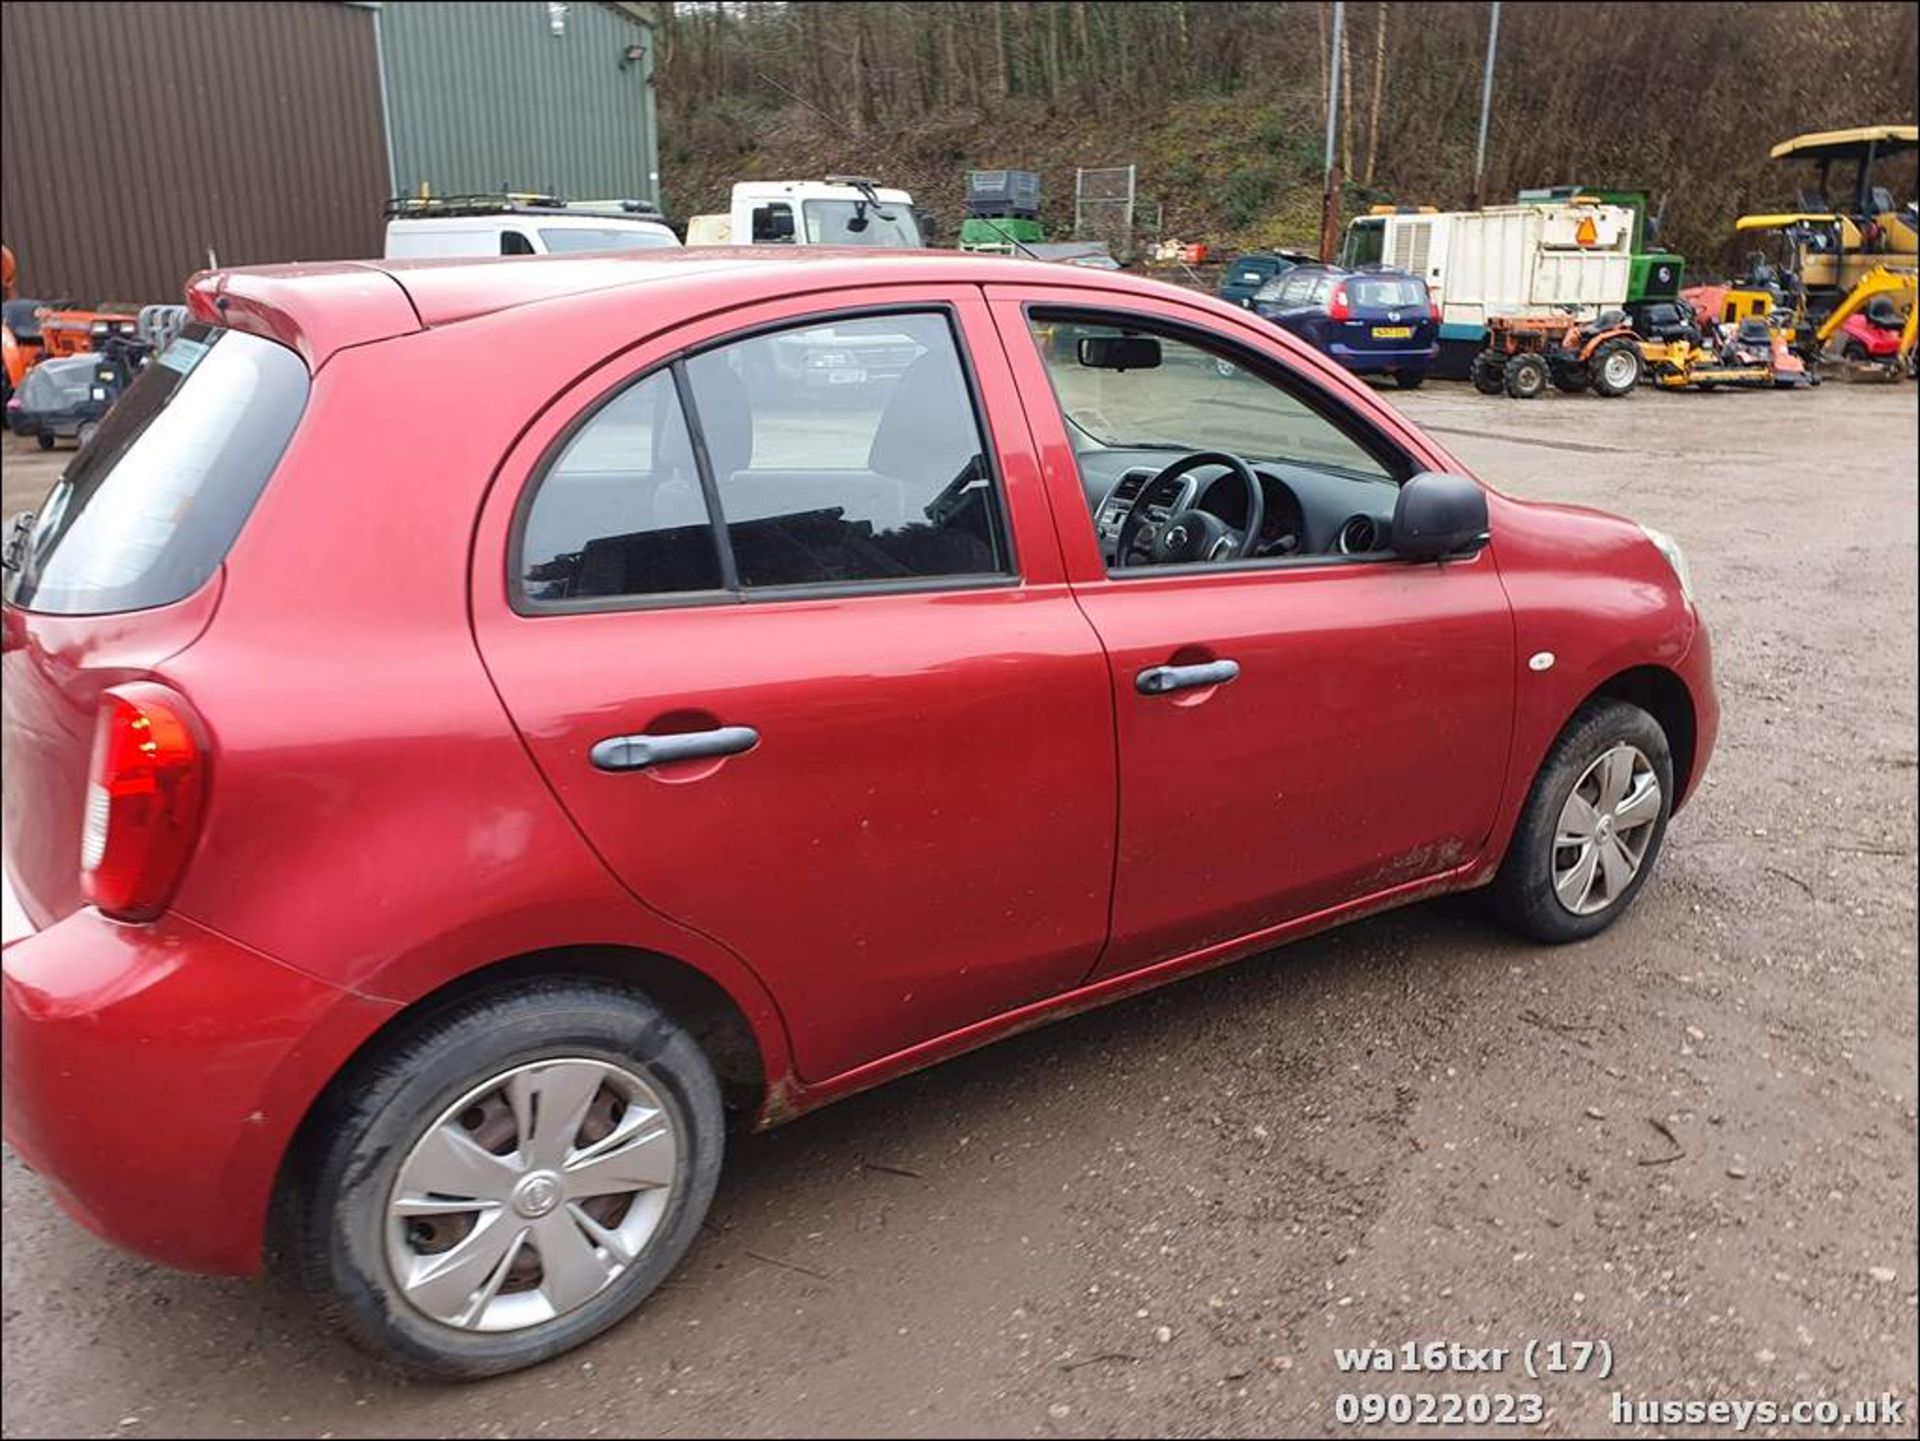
[4,324,308,616]
[537,226,679,253]
[1349,277,1428,309]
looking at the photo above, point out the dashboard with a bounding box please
[1078,448,1401,567]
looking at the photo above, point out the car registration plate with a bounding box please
[827,368,868,384]
[1372,326,1413,340]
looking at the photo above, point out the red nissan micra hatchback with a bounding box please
[1,251,1716,1378]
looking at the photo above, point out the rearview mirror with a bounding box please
[1077,335,1161,371]
[1391,472,1490,561]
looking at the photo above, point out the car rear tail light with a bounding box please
[80,683,208,922]
[1329,285,1351,322]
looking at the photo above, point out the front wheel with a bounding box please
[1492,699,1673,943]
[35,432,54,451]
[282,981,725,1380]
[1503,352,1550,399]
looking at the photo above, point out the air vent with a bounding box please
[1337,515,1380,555]
[1111,467,1154,504]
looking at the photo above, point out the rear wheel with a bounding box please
[283,981,725,1380]
[1492,699,1674,943]
[1393,369,1427,390]
[1503,352,1550,400]
[1589,338,1641,397]
[1471,351,1507,395]
[35,432,54,451]
[1842,339,1870,362]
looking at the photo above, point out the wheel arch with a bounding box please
[1582,663,1699,803]
[269,944,778,1254]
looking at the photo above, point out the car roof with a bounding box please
[184,248,1204,369]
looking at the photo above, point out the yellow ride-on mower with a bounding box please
[1470,311,1644,399]
[1638,312,1812,392]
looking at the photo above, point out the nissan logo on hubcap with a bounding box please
[513,1172,562,1218]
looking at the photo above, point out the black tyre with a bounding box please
[35,432,55,451]
[1492,699,1674,944]
[1393,369,1427,390]
[1551,364,1590,394]
[1842,339,1869,362]
[282,980,725,1380]
[1470,351,1507,395]
[1588,337,1641,397]
[1503,352,1550,400]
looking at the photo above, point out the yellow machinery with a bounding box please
[1725,127,1916,374]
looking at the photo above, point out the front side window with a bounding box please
[1023,310,1407,572]
[517,310,1011,607]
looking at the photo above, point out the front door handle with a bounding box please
[590,725,759,772]
[1135,659,1240,696]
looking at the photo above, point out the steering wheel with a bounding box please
[1115,451,1266,568]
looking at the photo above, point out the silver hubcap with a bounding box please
[1553,743,1661,916]
[1603,350,1637,388]
[386,1057,679,1333]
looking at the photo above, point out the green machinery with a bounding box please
[1516,185,1686,319]
[958,170,1047,254]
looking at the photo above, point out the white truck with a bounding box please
[686,177,925,248]
[1340,200,1635,375]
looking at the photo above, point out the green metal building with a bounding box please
[376,1,662,206]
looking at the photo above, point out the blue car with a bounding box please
[1253,264,1438,388]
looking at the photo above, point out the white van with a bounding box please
[383,196,679,260]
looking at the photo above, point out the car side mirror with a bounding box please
[1077,335,1161,370]
[1391,472,1490,561]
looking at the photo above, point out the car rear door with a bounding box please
[470,288,1116,1082]
[988,284,1514,981]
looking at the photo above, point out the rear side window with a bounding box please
[5,325,307,615]
[515,310,1012,607]
[518,372,722,602]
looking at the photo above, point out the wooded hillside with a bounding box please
[656,1,1918,267]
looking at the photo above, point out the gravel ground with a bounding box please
[3,378,1916,1439]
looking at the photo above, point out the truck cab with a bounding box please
[687,177,925,249]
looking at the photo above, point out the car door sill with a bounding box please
[755,858,1485,1128]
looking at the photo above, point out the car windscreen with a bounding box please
[537,227,679,253]
[801,200,923,247]
[1349,276,1428,309]
[4,324,308,615]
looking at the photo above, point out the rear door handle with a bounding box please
[1135,660,1240,696]
[590,725,759,772]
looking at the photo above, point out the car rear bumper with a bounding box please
[2,896,396,1275]
[1328,342,1441,372]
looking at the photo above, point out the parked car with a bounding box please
[1217,249,1317,308]
[1255,264,1440,387]
[1,251,1716,1381]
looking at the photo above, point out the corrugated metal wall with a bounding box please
[380,1,658,205]
[0,2,387,304]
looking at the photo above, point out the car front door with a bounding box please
[472,291,1116,1081]
[989,285,1515,981]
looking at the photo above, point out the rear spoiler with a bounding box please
[185,264,421,371]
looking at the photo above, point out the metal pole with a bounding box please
[1472,0,1500,209]
[1318,1,1345,261]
